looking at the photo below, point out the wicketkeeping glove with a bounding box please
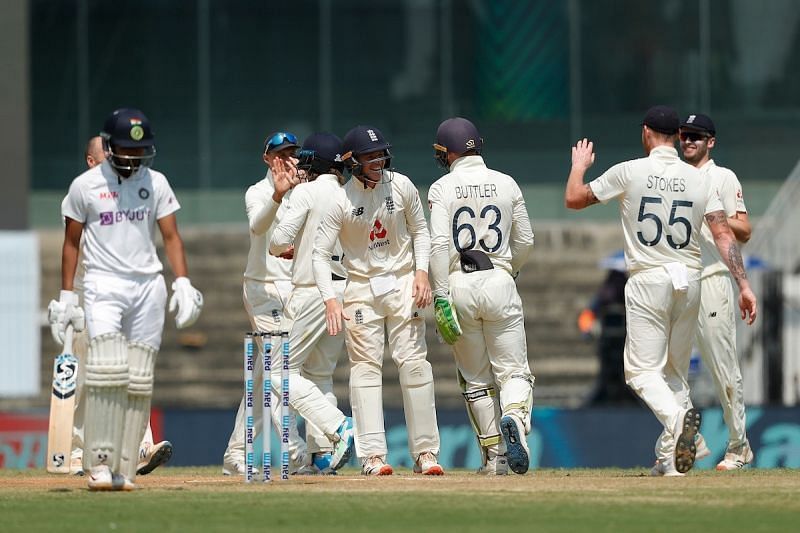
[434,296,462,345]
[169,277,204,329]
[47,290,85,345]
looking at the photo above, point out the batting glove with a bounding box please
[47,290,85,345]
[169,277,204,329]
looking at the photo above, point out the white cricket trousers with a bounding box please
[623,266,701,457]
[274,282,347,453]
[696,272,748,448]
[450,269,534,424]
[343,270,440,461]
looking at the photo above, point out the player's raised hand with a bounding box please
[271,156,299,201]
[412,270,432,309]
[738,286,758,325]
[572,138,596,171]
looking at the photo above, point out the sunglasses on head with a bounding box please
[679,131,710,143]
[265,132,298,153]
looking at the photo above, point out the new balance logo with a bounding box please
[708,311,717,318]
[352,206,364,217]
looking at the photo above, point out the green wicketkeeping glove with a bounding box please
[434,296,462,345]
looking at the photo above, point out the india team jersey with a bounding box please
[243,171,293,282]
[698,159,747,278]
[270,174,346,287]
[313,171,430,301]
[427,156,534,295]
[62,160,180,277]
[589,146,723,272]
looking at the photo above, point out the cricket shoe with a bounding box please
[674,408,702,474]
[650,458,685,477]
[500,415,530,475]
[87,465,135,491]
[695,433,711,461]
[137,440,173,476]
[310,453,338,475]
[330,417,355,471]
[716,441,754,471]
[413,451,444,475]
[222,456,258,476]
[477,454,509,475]
[361,455,393,476]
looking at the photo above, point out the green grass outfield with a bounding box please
[2,467,798,532]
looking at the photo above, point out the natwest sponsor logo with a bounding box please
[99,207,152,226]
[368,219,390,251]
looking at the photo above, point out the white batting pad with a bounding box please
[84,333,128,471]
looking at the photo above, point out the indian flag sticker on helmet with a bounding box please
[130,125,144,141]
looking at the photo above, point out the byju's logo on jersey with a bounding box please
[99,208,152,226]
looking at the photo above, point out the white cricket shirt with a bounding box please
[589,146,723,273]
[698,159,747,279]
[312,171,430,302]
[428,155,534,296]
[243,171,293,282]
[270,174,346,287]
[62,160,180,277]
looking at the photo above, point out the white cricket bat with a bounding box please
[46,325,78,474]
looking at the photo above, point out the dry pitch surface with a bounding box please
[2,467,798,532]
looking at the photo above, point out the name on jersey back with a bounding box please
[454,184,498,199]
[647,175,686,192]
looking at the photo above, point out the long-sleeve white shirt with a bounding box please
[312,171,430,301]
[269,174,346,287]
[243,170,293,282]
[428,155,534,296]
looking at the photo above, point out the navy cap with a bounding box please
[102,108,154,148]
[435,117,483,154]
[301,132,343,164]
[680,113,716,135]
[642,105,679,135]
[342,125,391,157]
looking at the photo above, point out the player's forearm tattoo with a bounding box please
[727,244,747,283]
[704,211,726,226]
[583,184,599,206]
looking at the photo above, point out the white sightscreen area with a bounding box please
[0,232,40,396]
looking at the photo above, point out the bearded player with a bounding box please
[49,108,203,490]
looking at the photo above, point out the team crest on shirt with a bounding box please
[384,196,395,214]
[138,187,150,199]
[354,309,363,325]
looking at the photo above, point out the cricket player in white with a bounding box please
[269,132,355,473]
[564,105,757,476]
[49,108,203,490]
[221,132,310,476]
[680,113,754,470]
[61,136,173,477]
[428,117,535,475]
[312,125,443,476]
